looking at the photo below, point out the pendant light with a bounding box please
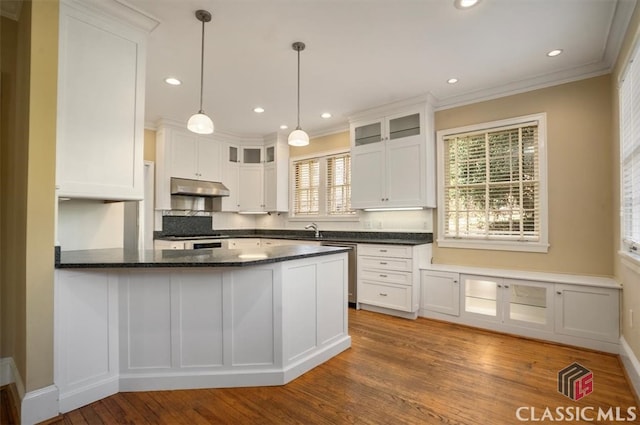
[187,10,214,135]
[288,42,309,147]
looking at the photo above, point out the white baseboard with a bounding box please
[1,357,61,425]
[21,385,59,425]
[360,304,418,320]
[59,376,119,413]
[620,336,640,400]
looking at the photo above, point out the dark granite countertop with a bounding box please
[155,229,433,246]
[57,245,350,269]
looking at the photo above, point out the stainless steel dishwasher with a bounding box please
[321,242,357,307]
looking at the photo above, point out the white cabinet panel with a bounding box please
[360,281,412,311]
[238,166,264,212]
[169,131,198,179]
[230,269,275,366]
[420,270,460,316]
[351,145,385,208]
[125,272,172,369]
[175,273,224,367]
[555,285,619,343]
[56,1,148,200]
[283,264,318,362]
[385,137,424,206]
[55,270,119,412]
[317,258,347,346]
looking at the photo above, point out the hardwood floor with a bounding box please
[40,309,638,424]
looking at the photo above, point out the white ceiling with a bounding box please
[127,0,636,138]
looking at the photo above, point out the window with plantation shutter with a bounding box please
[293,159,319,215]
[327,154,355,215]
[620,44,640,258]
[291,151,357,219]
[437,114,548,252]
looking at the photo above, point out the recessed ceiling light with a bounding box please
[321,112,332,119]
[164,77,182,86]
[454,0,480,9]
[253,107,265,113]
[547,49,563,57]
[447,78,459,84]
[280,125,288,130]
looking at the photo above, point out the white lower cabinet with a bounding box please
[420,268,621,353]
[555,284,620,344]
[357,243,430,319]
[461,275,553,332]
[420,270,460,317]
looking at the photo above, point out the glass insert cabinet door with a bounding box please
[464,276,499,320]
[462,275,552,330]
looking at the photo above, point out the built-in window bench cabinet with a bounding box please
[420,265,621,353]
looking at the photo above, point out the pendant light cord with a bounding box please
[198,18,205,114]
[296,48,301,129]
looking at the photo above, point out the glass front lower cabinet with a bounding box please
[462,274,552,331]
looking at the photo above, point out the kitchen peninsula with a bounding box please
[54,245,351,413]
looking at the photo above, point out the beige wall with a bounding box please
[26,0,58,392]
[290,131,350,158]
[0,0,58,394]
[0,11,28,382]
[433,75,613,276]
[612,3,640,365]
[144,128,156,162]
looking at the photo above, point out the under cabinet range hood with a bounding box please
[170,177,230,212]
[170,177,230,197]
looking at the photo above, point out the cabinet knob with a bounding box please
[497,284,502,288]
[504,285,510,289]
[381,198,385,201]
[379,293,388,297]
[557,291,562,295]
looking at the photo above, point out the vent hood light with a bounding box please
[170,177,229,197]
[237,211,269,215]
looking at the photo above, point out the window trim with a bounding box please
[436,113,549,253]
[289,149,359,221]
[618,39,640,268]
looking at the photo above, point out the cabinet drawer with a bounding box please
[360,256,412,272]
[360,282,411,311]
[359,244,412,258]
[360,269,412,286]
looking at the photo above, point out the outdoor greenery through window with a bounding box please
[437,114,548,252]
[620,43,640,257]
[292,152,355,218]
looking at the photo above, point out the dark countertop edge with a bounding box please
[56,247,351,269]
[154,229,433,246]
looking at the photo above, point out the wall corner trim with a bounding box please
[620,336,640,401]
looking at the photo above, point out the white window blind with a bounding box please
[620,49,640,255]
[439,116,547,250]
[293,159,319,215]
[327,154,355,215]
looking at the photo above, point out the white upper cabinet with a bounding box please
[168,130,221,181]
[155,123,222,210]
[221,134,289,213]
[350,101,436,209]
[56,0,156,200]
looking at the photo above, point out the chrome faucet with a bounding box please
[305,222,320,238]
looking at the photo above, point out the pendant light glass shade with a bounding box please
[289,42,309,147]
[188,10,214,135]
[187,112,214,134]
[288,128,309,147]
